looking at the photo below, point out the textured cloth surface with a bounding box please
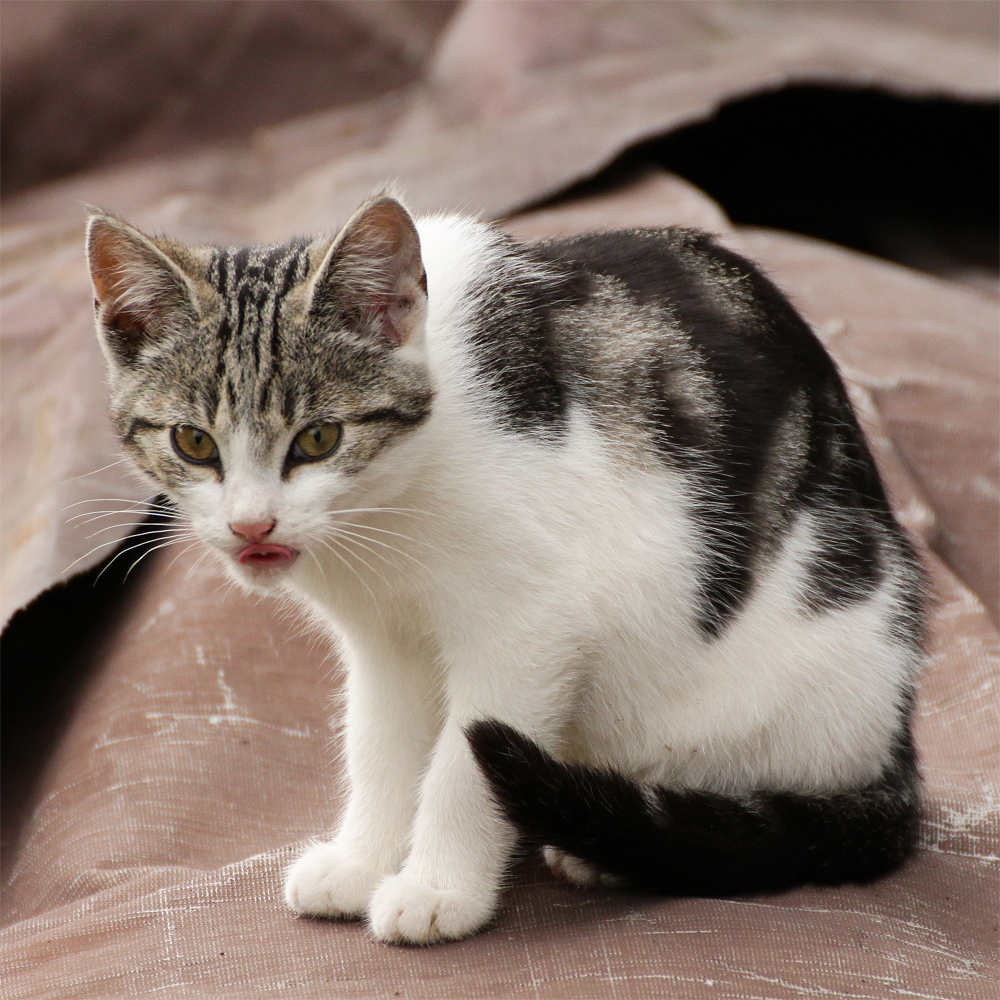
[2,2,998,997]
[3,184,998,1000]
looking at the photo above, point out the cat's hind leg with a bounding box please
[543,846,622,888]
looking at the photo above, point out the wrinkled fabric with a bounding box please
[2,2,997,997]
[4,178,998,1000]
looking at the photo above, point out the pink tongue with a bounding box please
[238,543,294,566]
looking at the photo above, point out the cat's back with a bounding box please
[417,218,922,643]
[421,220,850,453]
[531,226,845,442]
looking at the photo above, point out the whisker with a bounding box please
[85,522,190,540]
[122,541,180,583]
[329,523,432,575]
[176,542,213,580]
[93,538,179,585]
[182,545,218,586]
[324,531,396,589]
[329,528,399,570]
[79,516,172,530]
[313,535,380,604]
[331,520,431,548]
[69,509,174,526]
[328,507,435,519]
[61,535,146,575]
[304,546,330,587]
[58,458,131,485]
[101,535,179,564]
[68,507,163,521]
[62,497,169,512]
[82,531,193,555]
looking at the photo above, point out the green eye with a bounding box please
[293,423,341,460]
[171,425,218,463]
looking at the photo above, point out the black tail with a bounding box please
[466,719,920,896]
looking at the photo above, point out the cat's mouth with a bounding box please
[237,543,298,571]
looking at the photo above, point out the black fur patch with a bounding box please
[467,719,920,896]
[461,242,590,437]
[352,406,428,427]
[803,507,882,612]
[529,228,916,636]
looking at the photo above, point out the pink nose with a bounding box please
[229,519,276,545]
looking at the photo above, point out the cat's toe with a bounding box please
[543,846,621,888]
[283,841,384,919]
[367,872,496,945]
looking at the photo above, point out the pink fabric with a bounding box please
[2,3,997,997]
[4,178,997,999]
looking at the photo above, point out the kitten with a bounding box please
[86,195,924,945]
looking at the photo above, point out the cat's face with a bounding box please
[87,197,433,592]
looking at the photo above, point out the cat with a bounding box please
[86,194,924,945]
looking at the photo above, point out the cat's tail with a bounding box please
[466,719,920,895]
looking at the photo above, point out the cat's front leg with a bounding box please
[284,640,437,920]
[367,632,576,945]
[366,714,517,944]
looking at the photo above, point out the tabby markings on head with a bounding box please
[205,241,312,417]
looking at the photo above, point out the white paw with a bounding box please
[543,846,622,888]
[283,840,386,919]
[367,871,496,945]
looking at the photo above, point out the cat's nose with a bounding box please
[229,519,277,545]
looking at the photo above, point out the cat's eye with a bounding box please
[171,425,219,464]
[292,423,342,461]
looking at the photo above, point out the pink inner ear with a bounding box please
[315,196,427,349]
[107,305,149,337]
[89,223,158,328]
[88,218,195,360]
[88,230,128,306]
[90,239,150,338]
[372,296,408,349]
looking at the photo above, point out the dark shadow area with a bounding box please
[543,85,999,285]
[1,504,173,880]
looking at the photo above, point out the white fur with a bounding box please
[164,216,917,944]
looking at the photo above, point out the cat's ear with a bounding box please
[86,213,199,366]
[307,195,427,349]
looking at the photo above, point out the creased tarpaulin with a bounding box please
[1,2,997,998]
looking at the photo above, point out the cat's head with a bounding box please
[86,195,433,592]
